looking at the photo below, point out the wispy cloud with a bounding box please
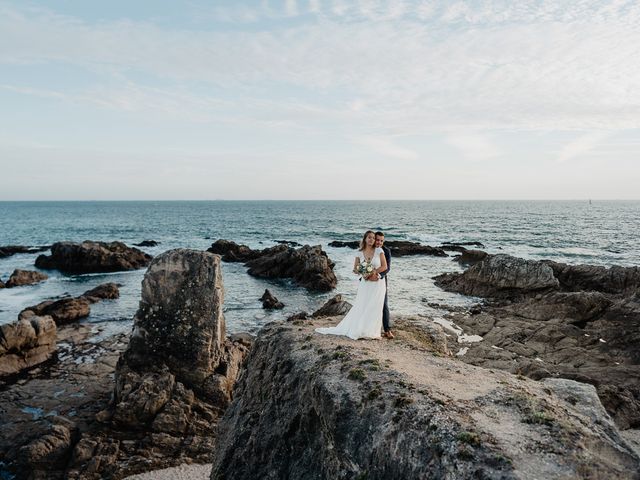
[445,133,500,162]
[557,131,611,163]
[355,135,419,160]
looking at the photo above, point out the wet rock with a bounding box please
[21,298,91,325]
[81,283,120,303]
[274,240,302,247]
[544,261,640,295]
[5,269,49,288]
[17,423,76,471]
[286,311,309,322]
[35,241,152,274]
[207,239,261,262]
[435,254,559,298]
[453,249,488,267]
[0,245,50,258]
[0,314,57,376]
[246,244,337,291]
[260,289,284,309]
[211,320,640,479]
[133,240,159,247]
[0,279,4,288]
[311,294,352,317]
[329,240,447,257]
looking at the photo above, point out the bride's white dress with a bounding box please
[315,247,386,340]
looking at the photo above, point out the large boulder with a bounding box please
[210,320,640,479]
[21,298,91,325]
[207,239,262,262]
[311,294,352,318]
[260,289,284,310]
[435,254,560,298]
[5,269,48,288]
[112,249,249,429]
[80,283,120,303]
[35,241,152,274]
[0,313,56,376]
[544,261,640,295]
[246,244,337,291]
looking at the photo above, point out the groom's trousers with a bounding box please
[382,276,391,332]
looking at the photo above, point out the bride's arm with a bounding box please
[353,256,361,275]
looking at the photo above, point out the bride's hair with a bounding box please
[359,230,375,251]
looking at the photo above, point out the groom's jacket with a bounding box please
[380,246,391,279]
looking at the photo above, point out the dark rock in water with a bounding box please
[209,240,337,291]
[80,282,120,303]
[0,245,50,258]
[260,289,284,309]
[21,298,91,325]
[274,240,302,247]
[311,294,352,317]
[133,240,159,247]
[442,241,485,248]
[210,320,640,479]
[329,240,447,257]
[207,239,261,262]
[453,249,488,267]
[5,269,48,288]
[35,241,152,274]
[0,279,4,288]
[0,313,57,377]
[246,244,337,292]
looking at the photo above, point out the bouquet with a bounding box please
[356,260,375,278]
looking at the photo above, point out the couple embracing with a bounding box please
[316,230,394,340]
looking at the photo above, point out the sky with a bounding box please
[0,0,639,200]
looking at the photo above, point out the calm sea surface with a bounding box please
[1,201,638,336]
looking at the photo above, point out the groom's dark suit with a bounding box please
[380,245,391,332]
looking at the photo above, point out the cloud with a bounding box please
[557,131,611,163]
[445,133,500,162]
[355,135,419,160]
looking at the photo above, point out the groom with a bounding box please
[375,231,394,339]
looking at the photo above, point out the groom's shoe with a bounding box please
[385,330,395,339]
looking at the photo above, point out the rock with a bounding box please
[286,311,309,322]
[0,279,4,288]
[544,261,640,295]
[35,241,152,274]
[21,297,91,325]
[5,269,48,288]
[210,320,640,479]
[207,239,261,262]
[133,240,159,247]
[246,244,337,291]
[442,241,485,248]
[112,249,250,427]
[17,424,75,471]
[0,245,50,258]
[329,240,447,257]
[229,332,255,348]
[0,314,57,376]
[260,289,284,309]
[435,254,560,298]
[311,294,352,317]
[81,283,121,303]
[274,240,302,247]
[453,249,488,267]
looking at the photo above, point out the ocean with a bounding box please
[1,200,638,336]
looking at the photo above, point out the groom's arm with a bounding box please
[380,247,391,278]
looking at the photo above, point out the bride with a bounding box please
[316,230,388,340]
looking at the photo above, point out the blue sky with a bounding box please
[1,0,639,200]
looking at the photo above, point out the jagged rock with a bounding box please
[5,269,48,288]
[35,241,152,274]
[207,239,261,262]
[329,240,447,257]
[81,283,120,303]
[311,294,352,317]
[435,254,560,298]
[442,241,485,248]
[21,298,91,325]
[274,240,302,247]
[0,314,57,376]
[544,261,640,294]
[0,245,50,258]
[246,244,337,291]
[260,289,284,309]
[133,240,159,247]
[210,320,640,479]
[0,279,4,288]
[286,311,309,322]
[453,249,488,267]
[17,423,76,471]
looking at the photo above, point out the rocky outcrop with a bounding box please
[0,245,50,258]
[453,249,488,267]
[311,294,352,318]
[0,312,56,376]
[260,289,284,309]
[80,283,120,303]
[208,240,337,291]
[35,241,152,274]
[4,269,48,288]
[211,318,640,479]
[329,239,447,257]
[133,240,159,247]
[21,298,91,325]
[58,249,251,479]
[435,254,640,430]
